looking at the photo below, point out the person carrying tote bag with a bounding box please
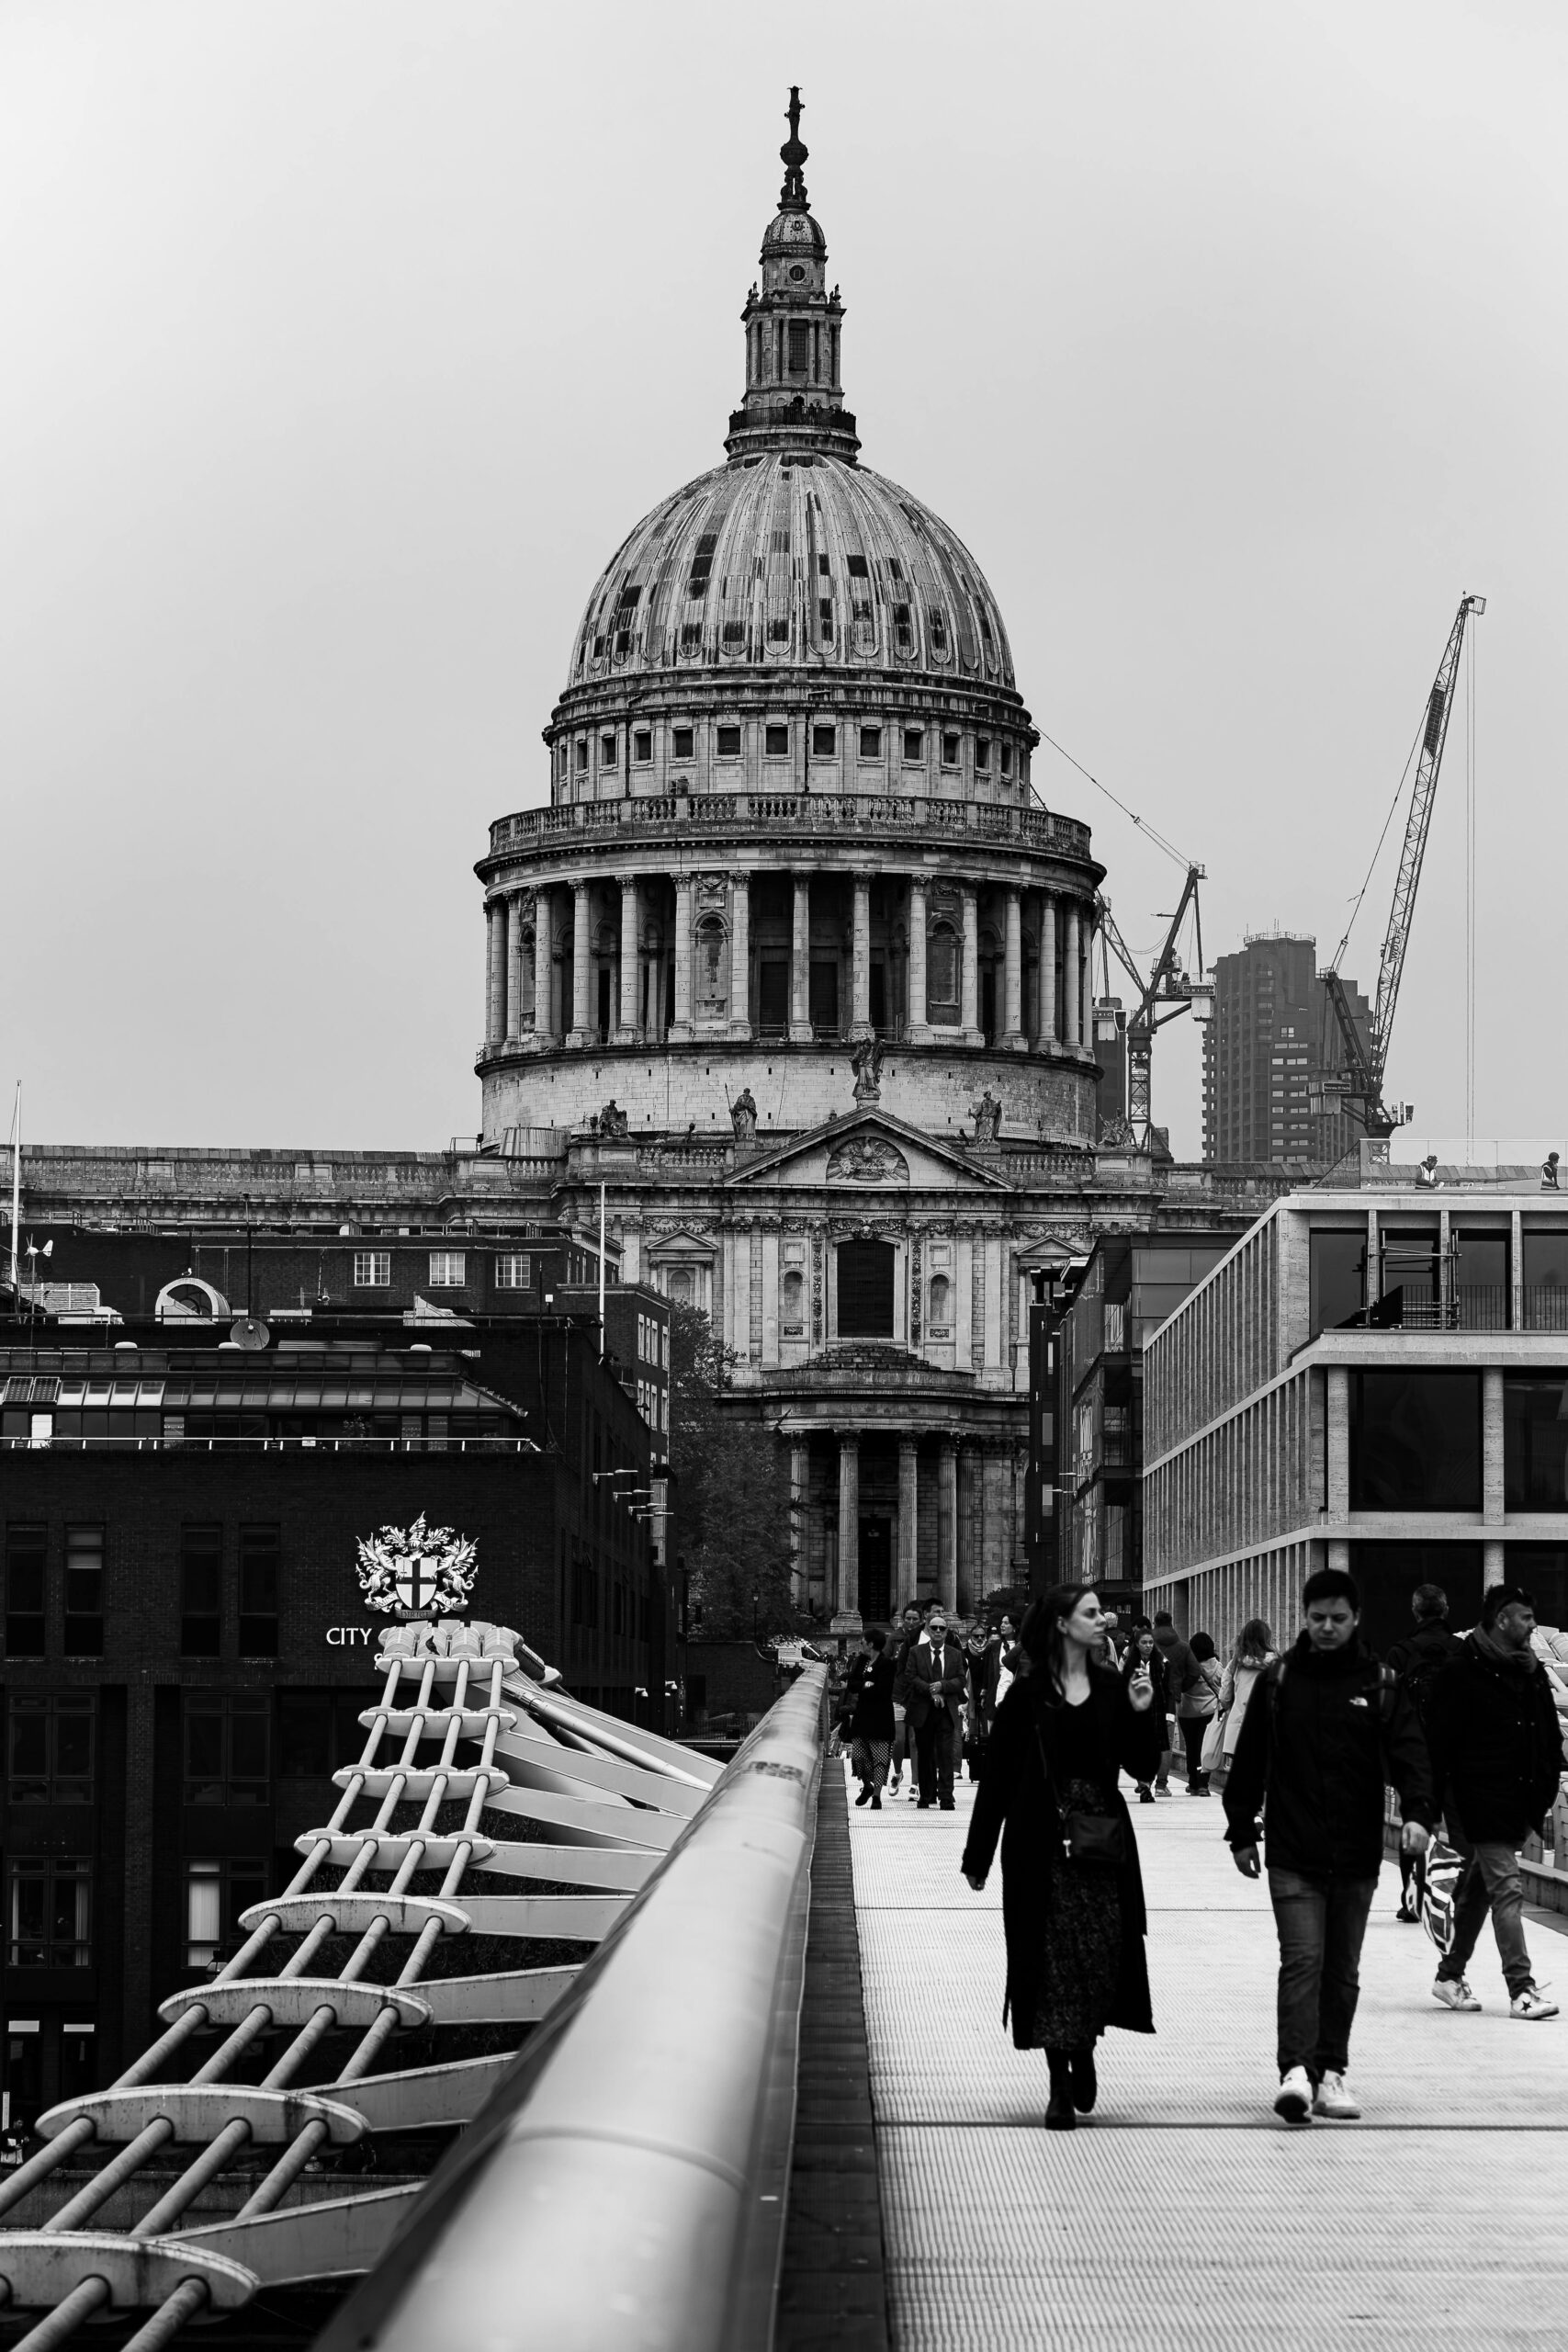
[1212,1620,1279,1795]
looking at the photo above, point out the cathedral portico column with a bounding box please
[617,877,639,1038]
[790,1440,808,1607]
[1064,901,1081,1055]
[505,893,525,1043]
[960,885,981,1045]
[789,871,811,1042]
[1040,892,1057,1045]
[897,1438,919,1611]
[938,1437,958,1613]
[671,876,694,1041]
[533,887,557,1046]
[1002,886,1024,1049]
[834,1432,862,1632]
[907,876,931,1042]
[1080,908,1095,1047]
[568,880,592,1048]
[729,871,752,1040]
[849,872,873,1040]
[485,899,505,1047]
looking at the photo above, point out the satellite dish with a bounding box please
[230,1315,271,1351]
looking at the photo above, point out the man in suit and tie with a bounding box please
[906,1609,966,1810]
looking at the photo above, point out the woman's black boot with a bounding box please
[1069,2043,1098,2114]
[1045,2050,1076,2131]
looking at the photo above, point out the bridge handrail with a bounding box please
[317,1662,829,2352]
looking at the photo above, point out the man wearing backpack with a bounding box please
[1424,1583,1562,2022]
[1385,1583,1464,1922]
[1150,1611,1195,1796]
[1224,1566,1435,2125]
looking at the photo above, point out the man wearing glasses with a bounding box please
[905,1610,966,1810]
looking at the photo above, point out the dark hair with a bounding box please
[1020,1584,1102,1704]
[1190,1631,1217,1663]
[901,1603,921,1621]
[1412,1582,1449,1622]
[1153,1611,1173,1627]
[1480,1582,1534,1629]
[1302,1566,1360,1611]
[865,1625,887,1652]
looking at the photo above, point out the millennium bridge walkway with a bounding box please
[0,1631,1562,2348]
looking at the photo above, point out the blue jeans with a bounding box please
[1268,1868,1377,2080]
[1435,1824,1532,1998]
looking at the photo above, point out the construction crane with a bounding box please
[1318,592,1485,1137]
[1097,863,1213,1153]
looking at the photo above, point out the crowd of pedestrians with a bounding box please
[836,1566,1568,2131]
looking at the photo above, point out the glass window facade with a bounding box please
[8,1695,95,1804]
[1504,1375,1568,1511]
[1349,1372,1482,1511]
[7,1858,92,1969]
[1310,1229,1366,1336]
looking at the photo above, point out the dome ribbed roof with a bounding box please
[568,452,1016,690]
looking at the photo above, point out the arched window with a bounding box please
[927,922,959,1023]
[694,916,728,1020]
[782,1270,805,1334]
[928,1273,951,1330]
[668,1267,694,1306]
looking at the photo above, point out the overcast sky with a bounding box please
[3,0,1563,1160]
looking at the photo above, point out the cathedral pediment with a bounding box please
[726,1109,1012,1193]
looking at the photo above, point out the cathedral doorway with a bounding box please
[859,1515,892,1623]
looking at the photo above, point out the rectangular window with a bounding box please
[787,321,810,374]
[353,1251,390,1288]
[975,738,991,770]
[1454,1230,1508,1329]
[8,1694,95,1804]
[1505,1376,1568,1510]
[859,726,882,759]
[811,722,836,757]
[767,617,789,642]
[180,1525,222,1657]
[1522,1231,1568,1329]
[765,723,789,756]
[818,600,834,640]
[427,1251,467,1288]
[837,1238,897,1340]
[62,1526,103,1657]
[184,1694,269,1806]
[4,1525,47,1657]
[495,1252,533,1290]
[818,554,830,575]
[671,726,694,759]
[575,738,589,772]
[903,729,924,761]
[238,1524,279,1656]
[758,960,789,1032]
[185,1857,267,1973]
[1348,1372,1482,1511]
[716,725,741,758]
[7,1858,92,1969]
[600,733,617,767]
[1309,1230,1366,1336]
[808,960,840,1032]
[1000,744,1013,775]
[634,729,652,763]
[942,732,961,765]
[847,554,869,578]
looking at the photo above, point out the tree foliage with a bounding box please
[667,1301,803,1638]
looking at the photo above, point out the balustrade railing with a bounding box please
[486,794,1093,860]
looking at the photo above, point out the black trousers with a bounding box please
[915,1712,955,1804]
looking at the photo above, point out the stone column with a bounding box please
[834,1433,862,1631]
[1040,892,1057,1044]
[897,1438,919,1612]
[533,887,556,1045]
[618,876,638,1038]
[671,876,694,1040]
[729,871,751,1040]
[790,1441,808,1607]
[1002,885,1024,1049]
[960,884,980,1043]
[907,876,930,1042]
[1064,901,1081,1053]
[939,1439,959,1612]
[1325,1365,1349,1520]
[850,872,873,1040]
[485,899,505,1046]
[504,894,525,1043]
[1079,908,1094,1046]
[1483,1367,1505,1532]
[789,871,812,1042]
[568,880,592,1047]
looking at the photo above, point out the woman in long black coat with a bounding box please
[962,1583,1163,2128]
[847,1626,897,1809]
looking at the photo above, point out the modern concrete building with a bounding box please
[1142,1154,1568,1653]
[1201,932,1371,1170]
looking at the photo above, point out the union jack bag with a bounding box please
[1420,1838,1464,1955]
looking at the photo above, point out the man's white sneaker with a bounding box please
[1312,2071,1361,2120]
[1431,1975,1482,2012]
[1273,2065,1313,2124]
[1510,1984,1560,2020]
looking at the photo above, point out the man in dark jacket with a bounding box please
[887,1602,924,1799]
[904,1609,966,1809]
[1224,1566,1435,2125]
[1385,1582,1465,1922]
[1425,1584,1562,2021]
[1151,1611,1195,1796]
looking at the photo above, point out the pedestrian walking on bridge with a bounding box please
[1426,1584,1562,2020]
[1385,1582,1463,1922]
[906,1609,966,1809]
[1224,1566,1435,2126]
[961,1584,1162,2131]
[847,1627,897,1811]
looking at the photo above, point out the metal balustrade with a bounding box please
[0,1621,750,2347]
